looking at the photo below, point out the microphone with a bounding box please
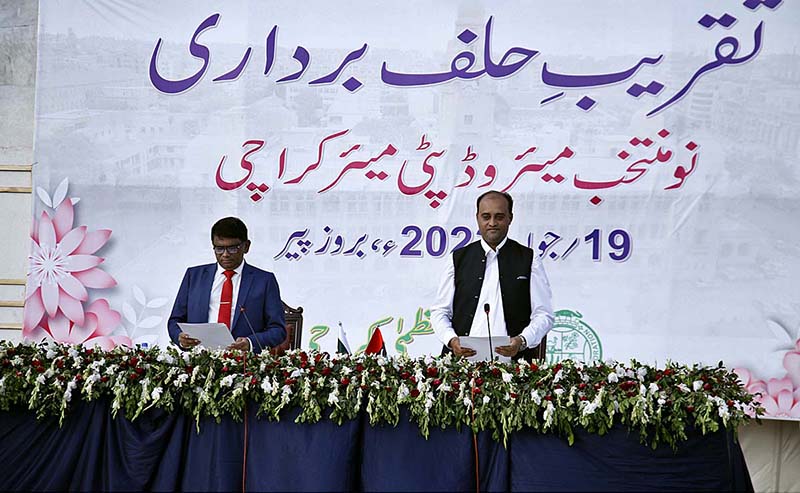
[484,303,495,362]
[239,306,265,353]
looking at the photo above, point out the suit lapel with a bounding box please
[196,264,216,322]
[232,263,254,330]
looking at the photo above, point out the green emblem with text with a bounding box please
[546,309,602,364]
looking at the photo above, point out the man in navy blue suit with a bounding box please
[168,217,286,353]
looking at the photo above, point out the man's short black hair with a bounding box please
[211,217,248,242]
[476,190,514,215]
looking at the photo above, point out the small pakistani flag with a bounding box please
[337,322,352,355]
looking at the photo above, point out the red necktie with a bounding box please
[217,270,235,329]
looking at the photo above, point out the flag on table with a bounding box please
[364,327,387,356]
[337,322,351,355]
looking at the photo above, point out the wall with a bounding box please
[0,0,35,343]
[0,1,796,491]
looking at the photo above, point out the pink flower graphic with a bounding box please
[23,199,115,334]
[735,339,800,419]
[758,377,800,418]
[26,299,132,350]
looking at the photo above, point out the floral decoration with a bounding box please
[0,342,761,449]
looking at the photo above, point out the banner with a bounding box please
[26,1,800,418]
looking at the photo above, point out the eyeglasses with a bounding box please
[213,243,244,255]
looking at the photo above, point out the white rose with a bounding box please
[483,395,490,405]
[607,373,619,383]
[151,387,163,401]
[692,380,703,391]
[501,372,512,383]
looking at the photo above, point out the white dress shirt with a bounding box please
[430,237,554,349]
[208,261,245,328]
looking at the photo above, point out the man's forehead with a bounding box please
[212,235,243,245]
[478,196,510,214]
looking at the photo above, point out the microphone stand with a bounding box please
[484,303,495,363]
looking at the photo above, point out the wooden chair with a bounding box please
[270,302,303,356]
[532,334,547,361]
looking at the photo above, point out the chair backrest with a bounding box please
[532,334,547,361]
[270,302,303,356]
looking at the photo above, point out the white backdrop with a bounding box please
[25,0,800,418]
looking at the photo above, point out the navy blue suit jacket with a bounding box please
[168,262,286,354]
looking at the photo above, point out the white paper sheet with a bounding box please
[459,336,512,363]
[178,323,234,350]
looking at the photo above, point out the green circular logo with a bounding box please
[546,309,602,363]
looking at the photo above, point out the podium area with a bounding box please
[0,402,751,492]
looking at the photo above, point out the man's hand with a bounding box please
[178,332,200,350]
[448,337,476,358]
[227,337,251,352]
[495,336,523,358]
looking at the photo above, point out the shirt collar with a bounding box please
[480,236,507,255]
[214,260,245,278]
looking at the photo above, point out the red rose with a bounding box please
[185,366,193,374]
[544,395,552,401]
[129,357,139,366]
[703,383,712,391]
[401,371,411,380]
[451,382,460,391]
[56,360,64,369]
[410,389,420,398]
[135,367,144,375]
[340,377,350,386]
[221,366,229,373]
[686,405,695,413]
[426,367,438,378]
[100,376,109,382]
[432,379,442,387]
[321,367,332,376]
[578,383,587,390]
[530,363,539,372]
[475,378,484,386]
[129,373,138,380]
[491,368,500,377]
[284,378,296,385]
[251,377,258,385]
[472,387,481,395]
[510,392,518,399]
[356,364,365,372]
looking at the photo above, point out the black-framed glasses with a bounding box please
[213,243,244,255]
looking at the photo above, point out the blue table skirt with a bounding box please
[0,400,751,492]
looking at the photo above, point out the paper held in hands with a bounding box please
[459,336,512,363]
[178,323,234,350]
